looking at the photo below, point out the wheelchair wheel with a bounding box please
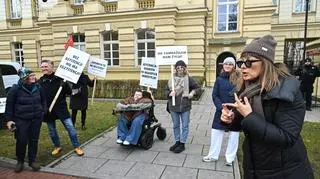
[140,129,154,150]
[156,127,166,140]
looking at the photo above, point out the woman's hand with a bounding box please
[169,91,176,97]
[221,104,235,124]
[233,93,252,117]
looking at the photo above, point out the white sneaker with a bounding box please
[123,141,130,145]
[225,161,233,166]
[202,156,218,162]
[116,139,123,144]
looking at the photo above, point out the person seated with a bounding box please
[115,90,153,145]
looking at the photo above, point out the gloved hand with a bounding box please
[6,121,15,131]
[188,90,195,99]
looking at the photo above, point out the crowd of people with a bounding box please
[4,34,317,178]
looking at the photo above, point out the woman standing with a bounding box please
[203,57,242,166]
[70,72,94,130]
[5,68,46,173]
[221,35,314,178]
[166,60,201,153]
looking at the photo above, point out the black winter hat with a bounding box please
[242,35,277,62]
[174,60,187,68]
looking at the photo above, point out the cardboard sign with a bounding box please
[87,57,108,78]
[55,47,90,84]
[156,46,188,65]
[139,57,159,89]
[0,98,6,113]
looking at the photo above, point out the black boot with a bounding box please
[173,143,185,153]
[15,161,24,173]
[29,162,41,171]
[169,141,180,151]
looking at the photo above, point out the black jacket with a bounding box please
[39,73,71,122]
[229,77,314,179]
[5,80,46,121]
[69,73,94,110]
[294,64,320,90]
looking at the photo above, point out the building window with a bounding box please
[294,0,314,13]
[13,42,24,66]
[10,0,22,19]
[217,0,238,32]
[273,0,279,14]
[136,29,155,66]
[73,34,86,51]
[102,31,119,66]
[74,0,85,5]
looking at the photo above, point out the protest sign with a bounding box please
[139,57,159,89]
[156,46,188,65]
[55,46,90,84]
[87,57,108,78]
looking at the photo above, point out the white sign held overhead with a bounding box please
[156,46,188,65]
[88,57,108,78]
[140,57,159,89]
[55,47,90,84]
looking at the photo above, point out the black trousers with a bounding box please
[71,109,87,127]
[301,88,313,108]
[15,118,42,163]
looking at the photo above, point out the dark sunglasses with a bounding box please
[236,60,261,68]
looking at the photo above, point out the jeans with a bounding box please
[47,117,80,148]
[170,111,190,143]
[117,113,145,145]
[15,118,42,163]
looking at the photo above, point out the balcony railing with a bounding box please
[71,4,84,15]
[136,0,155,9]
[101,1,118,12]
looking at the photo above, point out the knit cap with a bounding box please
[18,67,34,80]
[223,57,235,66]
[242,35,277,62]
[174,60,187,68]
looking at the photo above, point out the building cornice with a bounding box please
[0,27,40,35]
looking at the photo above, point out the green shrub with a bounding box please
[88,76,205,100]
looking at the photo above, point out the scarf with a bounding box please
[238,81,264,117]
[168,74,189,97]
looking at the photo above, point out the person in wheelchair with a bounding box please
[115,90,153,146]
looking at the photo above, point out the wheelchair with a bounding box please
[113,92,167,150]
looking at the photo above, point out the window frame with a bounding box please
[74,0,84,5]
[293,0,315,13]
[73,34,86,52]
[135,29,156,66]
[102,31,119,67]
[13,42,24,67]
[216,0,238,32]
[10,0,22,19]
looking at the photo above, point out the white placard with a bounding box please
[55,47,90,84]
[156,46,188,65]
[0,98,6,113]
[87,57,108,78]
[139,57,159,89]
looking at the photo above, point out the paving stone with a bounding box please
[191,136,210,145]
[69,157,107,172]
[183,154,215,170]
[89,136,110,146]
[183,144,204,155]
[188,129,207,137]
[216,159,233,173]
[126,163,165,178]
[197,124,211,131]
[166,134,193,144]
[125,150,159,163]
[161,166,198,179]
[94,159,135,176]
[99,147,133,160]
[198,169,233,179]
[83,145,109,157]
[148,141,172,152]
[153,152,186,167]
[54,156,80,169]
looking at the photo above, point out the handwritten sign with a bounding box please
[87,57,108,78]
[156,46,188,65]
[139,57,159,89]
[55,47,90,84]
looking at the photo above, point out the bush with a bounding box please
[88,76,205,100]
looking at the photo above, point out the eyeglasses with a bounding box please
[176,66,185,69]
[236,60,261,68]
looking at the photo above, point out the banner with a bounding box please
[55,47,90,84]
[87,57,108,78]
[156,46,188,65]
[139,57,159,89]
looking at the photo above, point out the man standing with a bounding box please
[39,59,84,156]
[295,57,320,111]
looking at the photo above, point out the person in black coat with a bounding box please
[39,59,84,157]
[221,35,314,179]
[294,58,320,111]
[5,68,46,173]
[70,72,94,130]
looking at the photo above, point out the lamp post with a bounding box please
[302,0,310,60]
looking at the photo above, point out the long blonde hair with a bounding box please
[241,52,291,92]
